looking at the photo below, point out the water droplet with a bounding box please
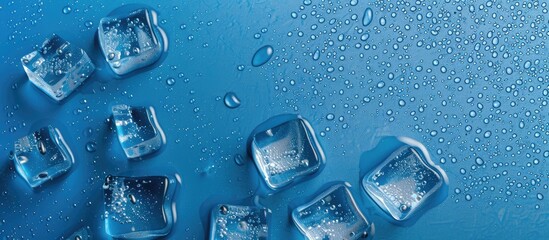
[38,141,47,155]
[62,6,72,14]
[252,45,274,67]
[128,194,137,204]
[312,49,320,61]
[475,157,484,166]
[224,92,241,109]
[237,65,245,71]
[537,193,544,200]
[234,154,245,166]
[166,77,176,86]
[362,8,373,26]
[219,205,228,215]
[86,141,97,152]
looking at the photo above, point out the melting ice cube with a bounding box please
[112,104,165,159]
[98,8,163,75]
[103,175,176,239]
[292,183,374,239]
[13,126,74,188]
[250,115,325,191]
[209,204,270,240]
[362,146,444,222]
[21,34,95,101]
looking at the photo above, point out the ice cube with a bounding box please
[103,175,176,239]
[13,126,74,188]
[250,116,325,191]
[21,34,95,101]
[111,104,165,159]
[209,204,270,240]
[98,8,163,75]
[292,183,374,239]
[361,146,444,222]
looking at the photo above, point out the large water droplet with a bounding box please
[252,45,274,67]
[362,8,373,26]
[224,92,241,109]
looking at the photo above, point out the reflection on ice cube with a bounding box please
[98,8,164,75]
[112,104,165,159]
[250,115,325,192]
[21,34,95,101]
[209,204,270,240]
[103,175,176,239]
[13,126,74,188]
[292,183,374,239]
[362,145,445,222]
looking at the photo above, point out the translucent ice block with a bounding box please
[98,8,163,75]
[112,104,165,159]
[21,34,95,101]
[250,116,325,191]
[103,175,176,239]
[209,204,270,240]
[362,146,444,222]
[13,126,74,188]
[292,183,374,239]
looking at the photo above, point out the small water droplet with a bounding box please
[224,92,241,109]
[166,77,176,86]
[38,141,47,155]
[62,6,72,14]
[219,205,228,215]
[312,49,320,61]
[128,194,137,204]
[234,154,245,166]
[85,141,97,152]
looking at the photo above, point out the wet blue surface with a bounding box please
[0,0,548,239]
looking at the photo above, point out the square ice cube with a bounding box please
[112,104,165,159]
[292,183,373,239]
[21,34,95,101]
[209,204,270,240]
[13,126,74,188]
[103,175,176,239]
[250,117,325,191]
[361,146,443,221]
[98,8,163,75]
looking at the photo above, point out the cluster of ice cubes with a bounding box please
[20,7,164,101]
[11,3,449,238]
[209,204,270,240]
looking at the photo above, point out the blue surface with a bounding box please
[0,0,548,239]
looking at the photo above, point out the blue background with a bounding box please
[0,0,548,239]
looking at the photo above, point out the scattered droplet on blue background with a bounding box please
[362,8,373,26]
[251,45,274,67]
[224,92,241,109]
